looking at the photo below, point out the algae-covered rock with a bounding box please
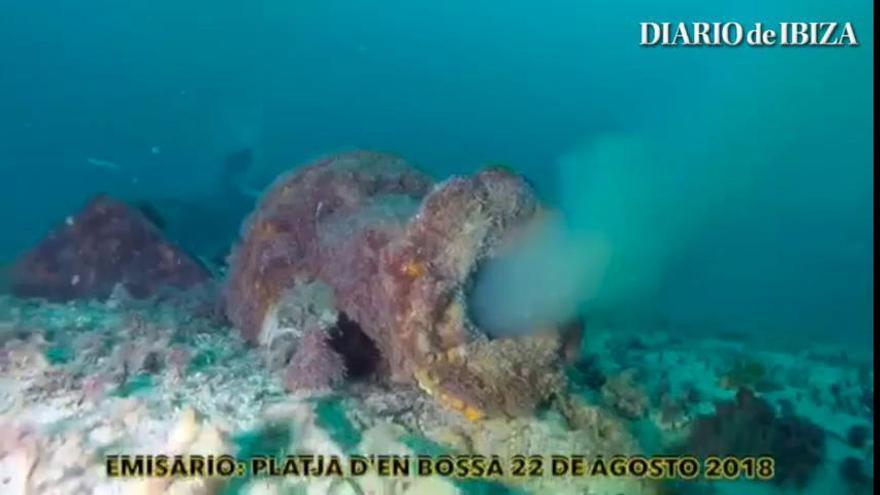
[225,154,577,421]
[11,195,210,301]
[225,156,580,419]
[602,368,650,419]
[224,151,432,344]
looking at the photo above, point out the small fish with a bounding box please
[86,157,121,171]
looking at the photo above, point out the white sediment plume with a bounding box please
[469,133,700,336]
[468,214,610,336]
[470,25,871,340]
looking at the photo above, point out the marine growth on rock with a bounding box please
[10,195,210,301]
[685,387,827,489]
[224,151,579,419]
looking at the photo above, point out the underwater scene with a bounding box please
[0,1,873,494]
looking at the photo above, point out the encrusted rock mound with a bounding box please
[223,151,432,344]
[377,168,541,381]
[225,152,576,419]
[11,195,210,301]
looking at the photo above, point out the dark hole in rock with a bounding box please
[327,313,381,380]
[141,351,163,374]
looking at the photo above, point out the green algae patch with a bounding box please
[45,345,73,365]
[222,422,294,495]
[189,348,218,371]
[112,373,154,397]
[400,435,523,495]
[314,397,361,453]
[400,434,451,457]
[232,422,293,459]
[721,358,782,392]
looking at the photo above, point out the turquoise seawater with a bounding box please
[1,1,871,349]
[0,3,873,494]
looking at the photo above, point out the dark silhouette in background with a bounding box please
[135,148,260,267]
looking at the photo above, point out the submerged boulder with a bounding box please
[686,388,826,488]
[223,150,432,345]
[10,195,210,301]
[225,151,578,420]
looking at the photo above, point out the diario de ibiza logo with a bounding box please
[640,22,859,47]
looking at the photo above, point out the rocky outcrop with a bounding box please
[11,195,209,301]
